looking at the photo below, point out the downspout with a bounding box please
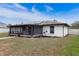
[62,25,64,37]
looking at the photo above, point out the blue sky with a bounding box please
[0,3,79,24]
[20,3,79,12]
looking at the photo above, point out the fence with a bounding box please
[0,28,9,33]
[69,29,79,35]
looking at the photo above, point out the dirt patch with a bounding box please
[0,43,14,56]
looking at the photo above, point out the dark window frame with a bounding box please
[50,26,54,34]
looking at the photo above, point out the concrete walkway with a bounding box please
[0,37,15,39]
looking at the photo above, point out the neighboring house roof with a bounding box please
[8,20,70,27]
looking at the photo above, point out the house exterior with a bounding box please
[8,20,70,37]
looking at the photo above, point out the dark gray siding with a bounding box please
[23,27,29,35]
[33,26,43,35]
[9,25,43,35]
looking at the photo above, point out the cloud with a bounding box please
[0,3,55,25]
[14,3,28,12]
[1,3,76,25]
[53,8,79,24]
[45,5,53,12]
[32,4,38,13]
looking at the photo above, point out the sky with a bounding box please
[0,3,79,25]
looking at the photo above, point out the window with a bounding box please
[50,26,54,33]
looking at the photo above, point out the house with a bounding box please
[8,20,70,37]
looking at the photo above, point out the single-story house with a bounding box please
[8,20,70,37]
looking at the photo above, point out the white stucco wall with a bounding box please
[43,25,69,37]
[63,26,69,36]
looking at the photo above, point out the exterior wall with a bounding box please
[43,25,69,37]
[10,26,31,35]
[33,26,42,35]
[10,26,43,35]
[9,25,69,37]
[10,27,23,34]
[63,26,69,36]
[23,27,29,35]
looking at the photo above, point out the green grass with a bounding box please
[0,33,79,55]
[0,33,8,37]
[59,35,79,56]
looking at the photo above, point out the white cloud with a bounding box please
[14,3,28,12]
[0,3,79,25]
[32,4,38,12]
[0,3,55,25]
[53,8,79,24]
[45,5,53,12]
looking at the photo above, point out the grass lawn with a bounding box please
[0,33,8,37]
[0,33,79,55]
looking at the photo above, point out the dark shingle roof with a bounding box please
[8,20,70,27]
[36,20,70,26]
[38,20,63,25]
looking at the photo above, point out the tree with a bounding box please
[71,21,79,29]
